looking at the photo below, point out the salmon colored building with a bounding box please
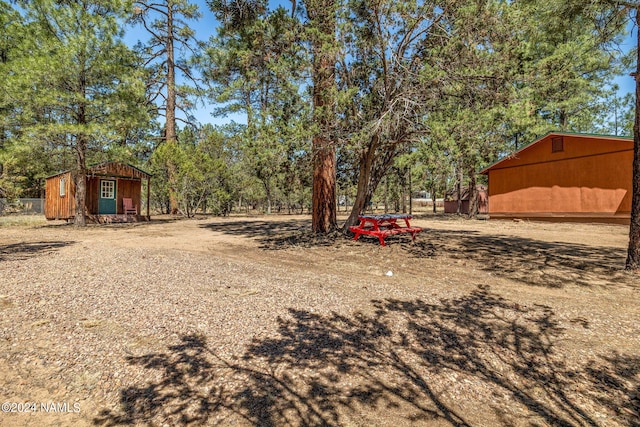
[480,132,634,224]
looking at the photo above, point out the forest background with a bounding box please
[0,0,637,227]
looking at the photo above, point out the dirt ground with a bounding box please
[0,213,638,427]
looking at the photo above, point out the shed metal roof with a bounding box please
[46,161,152,179]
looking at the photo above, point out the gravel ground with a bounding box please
[0,214,638,426]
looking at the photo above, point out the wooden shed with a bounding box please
[444,185,488,214]
[480,132,633,224]
[45,162,151,223]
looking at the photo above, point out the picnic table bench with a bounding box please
[348,214,422,246]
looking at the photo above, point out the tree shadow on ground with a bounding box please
[199,219,344,249]
[202,218,632,288]
[401,230,632,288]
[94,286,639,426]
[0,241,74,262]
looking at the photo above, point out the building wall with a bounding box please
[46,163,145,220]
[44,172,75,220]
[487,135,633,221]
[85,177,142,215]
[117,179,142,214]
[444,188,489,214]
[86,177,99,214]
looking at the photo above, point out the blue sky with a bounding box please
[124,0,237,126]
[124,0,290,126]
[125,0,223,47]
[124,0,638,127]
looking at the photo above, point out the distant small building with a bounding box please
[480,132,633,223]
[444,185,488,214]
[45,162,151,223]
[412,190,431,200]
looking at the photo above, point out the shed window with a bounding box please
[101,180,115,199]
[59,178,66,197]
[552,137,564,153]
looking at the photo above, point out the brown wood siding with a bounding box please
[116,179,141,214]
[44,172,75,219]
[485,134,634,222]
[443,188,488,214]
[86,178,100,214]
[45,162,149,220]
[85,177,142,215]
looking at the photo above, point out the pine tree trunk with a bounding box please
[74,77,87,226]
[400,168,407,214]
[626,9,640,270]
[345,165,370,229]
[343,133,400,230]
[309,0,337,233]
[467,170,478,219]
[456,165,463,215]
[312,139,336,230]
[344,136,377,230]
[74,148,87,227]
[74,175,86,225]
[165,5,179,215]
[384,175,389,213]
[408,167,412,215]
[432,188,437,214]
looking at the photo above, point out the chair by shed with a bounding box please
[123,198,137,215]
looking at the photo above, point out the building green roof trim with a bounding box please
[479,131,633,175]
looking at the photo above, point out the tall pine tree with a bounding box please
[131,0,202,214]
[5,0,149,225]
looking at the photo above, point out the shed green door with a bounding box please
[98,180,117,214]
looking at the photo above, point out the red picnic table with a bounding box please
[348,214,422,246]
